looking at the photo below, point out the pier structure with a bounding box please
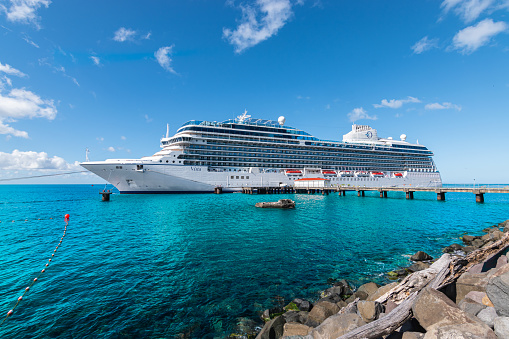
[239,186,509,203]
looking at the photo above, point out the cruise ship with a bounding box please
[81,111,442,193]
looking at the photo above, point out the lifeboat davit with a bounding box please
[394,172,403,177]
[355,171,369,177]
[322,170,337,175]
[339,171,354,177]
[285,170,302,174]
[371,172,384,177]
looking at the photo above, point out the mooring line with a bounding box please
[0,214,70,327]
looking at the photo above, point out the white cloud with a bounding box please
[441,0,494,22]
[90,56,101,66]
[107,146,115,152]
[452,18,508,53]
[2,0,51,28]
[155,45,177,74]
[296,95,310,100]
[38,58,80,86]
[0,150,79,170]
[425,102,462,110]
[223,0,294,53]
[144,114,153,123]
[121,136,126,140]
[22,34,39,48]
[144,32,152,40]
[113,27,136,42]
[325,104,330,110]
[411,36,439,54]
[96,137,104,142]
[373,96,421,109]
[0,62,56,138]
[0,61,27,77]
[348,107,377,122]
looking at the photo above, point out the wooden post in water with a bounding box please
[405,190,414,199]
[214,187,222,194]
[436,190,445,201]
[474,190,484,203]
[100,190,112,201]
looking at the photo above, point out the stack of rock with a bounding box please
[251,219,509,339]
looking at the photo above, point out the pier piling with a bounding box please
[100,190,112,201]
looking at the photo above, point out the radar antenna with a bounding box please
[237,109,251,123]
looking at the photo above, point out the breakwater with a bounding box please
[250,220,509,338]
[1,185,508,338]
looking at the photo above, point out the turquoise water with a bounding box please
[0,185,508,338]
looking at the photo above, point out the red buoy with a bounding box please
[41,269,45,273]
[25,287,29,291]
[18,296,22,301]
[33,278,37,282]
[7,310,13,316]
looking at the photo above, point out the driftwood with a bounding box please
[335,231,509,339]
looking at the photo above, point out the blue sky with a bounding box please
[0,0,508,184]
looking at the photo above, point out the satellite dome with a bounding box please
[400,134,407,141]
[387,137,393,140]
[278,116,286,125]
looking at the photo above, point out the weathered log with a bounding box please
[335,233,509,339]
[439,232,509,288]
[337,292,418,339]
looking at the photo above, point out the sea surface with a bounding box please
[0,184,508,338]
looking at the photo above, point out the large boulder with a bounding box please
[423,323,497,338]
[410,251,433,261]
[368,282,399,301]
[471,238,485,249]
[498,219,509,229]
[494,316,509,338]
[256,315,286,339]
[442,243,464,253]
[486,271,509,316]
[412,287,494,334]
[456,271,490,303]
[310,313,366,339]
[477,307,498,328]
[292,298,312,312]
[333,279,353,295]
[282,322,312,336]
[462,235,476,244]
[283,311,309,324]
[305,301,339,327]
[458,297,486,316]
[356,282,379,298]
[407,262,430,273]
[357,300,383,322]
[255,199,295,208]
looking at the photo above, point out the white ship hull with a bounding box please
[81,162,442,193]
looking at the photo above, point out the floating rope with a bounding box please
[0,214,70,326]
[0,217,58,223]
[0,171,88,182]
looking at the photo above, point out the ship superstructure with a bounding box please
[81,112,441,193]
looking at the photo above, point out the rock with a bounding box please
[333,279,353,295]
[368,282,399,301]
[388,269,408,278]
[357,300,383,322]
[261,307,285,322]
[471,238,485,249]
[283,311,309,324]
[477,307,498,328]
[456,271,490,303]
[282,322,312,336]
[464,291,486,304]
[496,255,508,269]
[499,219,509,229]
[310,313,366,339]
[345,290,368,304]
[385,300,398,314]
[356,282,379,298]
[256,315,286,339]
[423,323,497,338]
[482,233,493,242]
[462,235,476,244]
[486,271,509,316]
[462,246,475,254]
[255,199,295,209]
[401,333,424,339]
[407,262,430,273]
[458,298,486,316]
[305,301,339,327]
[494,316,509,338]
[292,299,312,312]
[335,300,347,309]
[412,287,494,333]
[410,251,433,261]
[442,243,464,253]
[492,230,504,241]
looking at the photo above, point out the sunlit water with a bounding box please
[0,185,508,338]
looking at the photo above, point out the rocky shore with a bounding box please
[230,219,509,338]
